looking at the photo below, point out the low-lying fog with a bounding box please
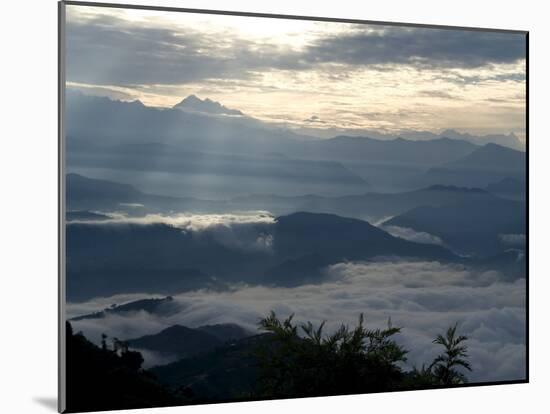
[68,259,526,382]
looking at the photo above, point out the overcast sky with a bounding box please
[65,5,527,141]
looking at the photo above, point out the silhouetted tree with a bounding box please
[406,323,472,387]
[256,311,407,398]
[429,323,472,385]
[101,333,108,351]
[112,337,130,355]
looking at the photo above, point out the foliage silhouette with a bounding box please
[65,322,182,412]
[255,311,408,398]
[255,312,472,398]
[429,323,472,385]
[65,314,472,410]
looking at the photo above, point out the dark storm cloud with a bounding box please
[66,13,526,86]
[306,26,525,69]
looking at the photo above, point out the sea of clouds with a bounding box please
[68,259,526,382]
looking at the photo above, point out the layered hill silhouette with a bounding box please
[67,173,517,224]
[295,135,477,165]
[231,184,502,222]
[66,91,526,196]
[66,211,458,301]
[485,177,526,200]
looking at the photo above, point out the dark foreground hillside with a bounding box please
[65,322,182,412]
[65,312,474,411]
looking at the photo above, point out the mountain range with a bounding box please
[65,91,526,195]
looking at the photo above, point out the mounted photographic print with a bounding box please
[58,1,528,412]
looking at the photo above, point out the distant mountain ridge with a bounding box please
[68,91,531,196]
[66,91,481,166]
[295,126,524,150]
[70,89,525,150]
[66,173,223,212]
[439,129,524,151]
[67,173,512,224]
[230,183,502,222]
[298,135,478,165]
[173,94,244,116]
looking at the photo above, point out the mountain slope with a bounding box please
[423,143,526,187]
[66,323,181,412]
[67,172,142,201]
[264,212,457,285]
[128,325,223,359]
[150,334,272,401]
[66,222,226,302]
[197,323,253,342]
[445,143,525,172]
[384,198,526,257]
[66,173,222,212]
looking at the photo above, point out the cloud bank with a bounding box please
[68,260,526,382]
[66,11,525,86]
[382,225,446,246]
[71,211,275,231]
[499,233,526,246]
[70,211,276,252]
